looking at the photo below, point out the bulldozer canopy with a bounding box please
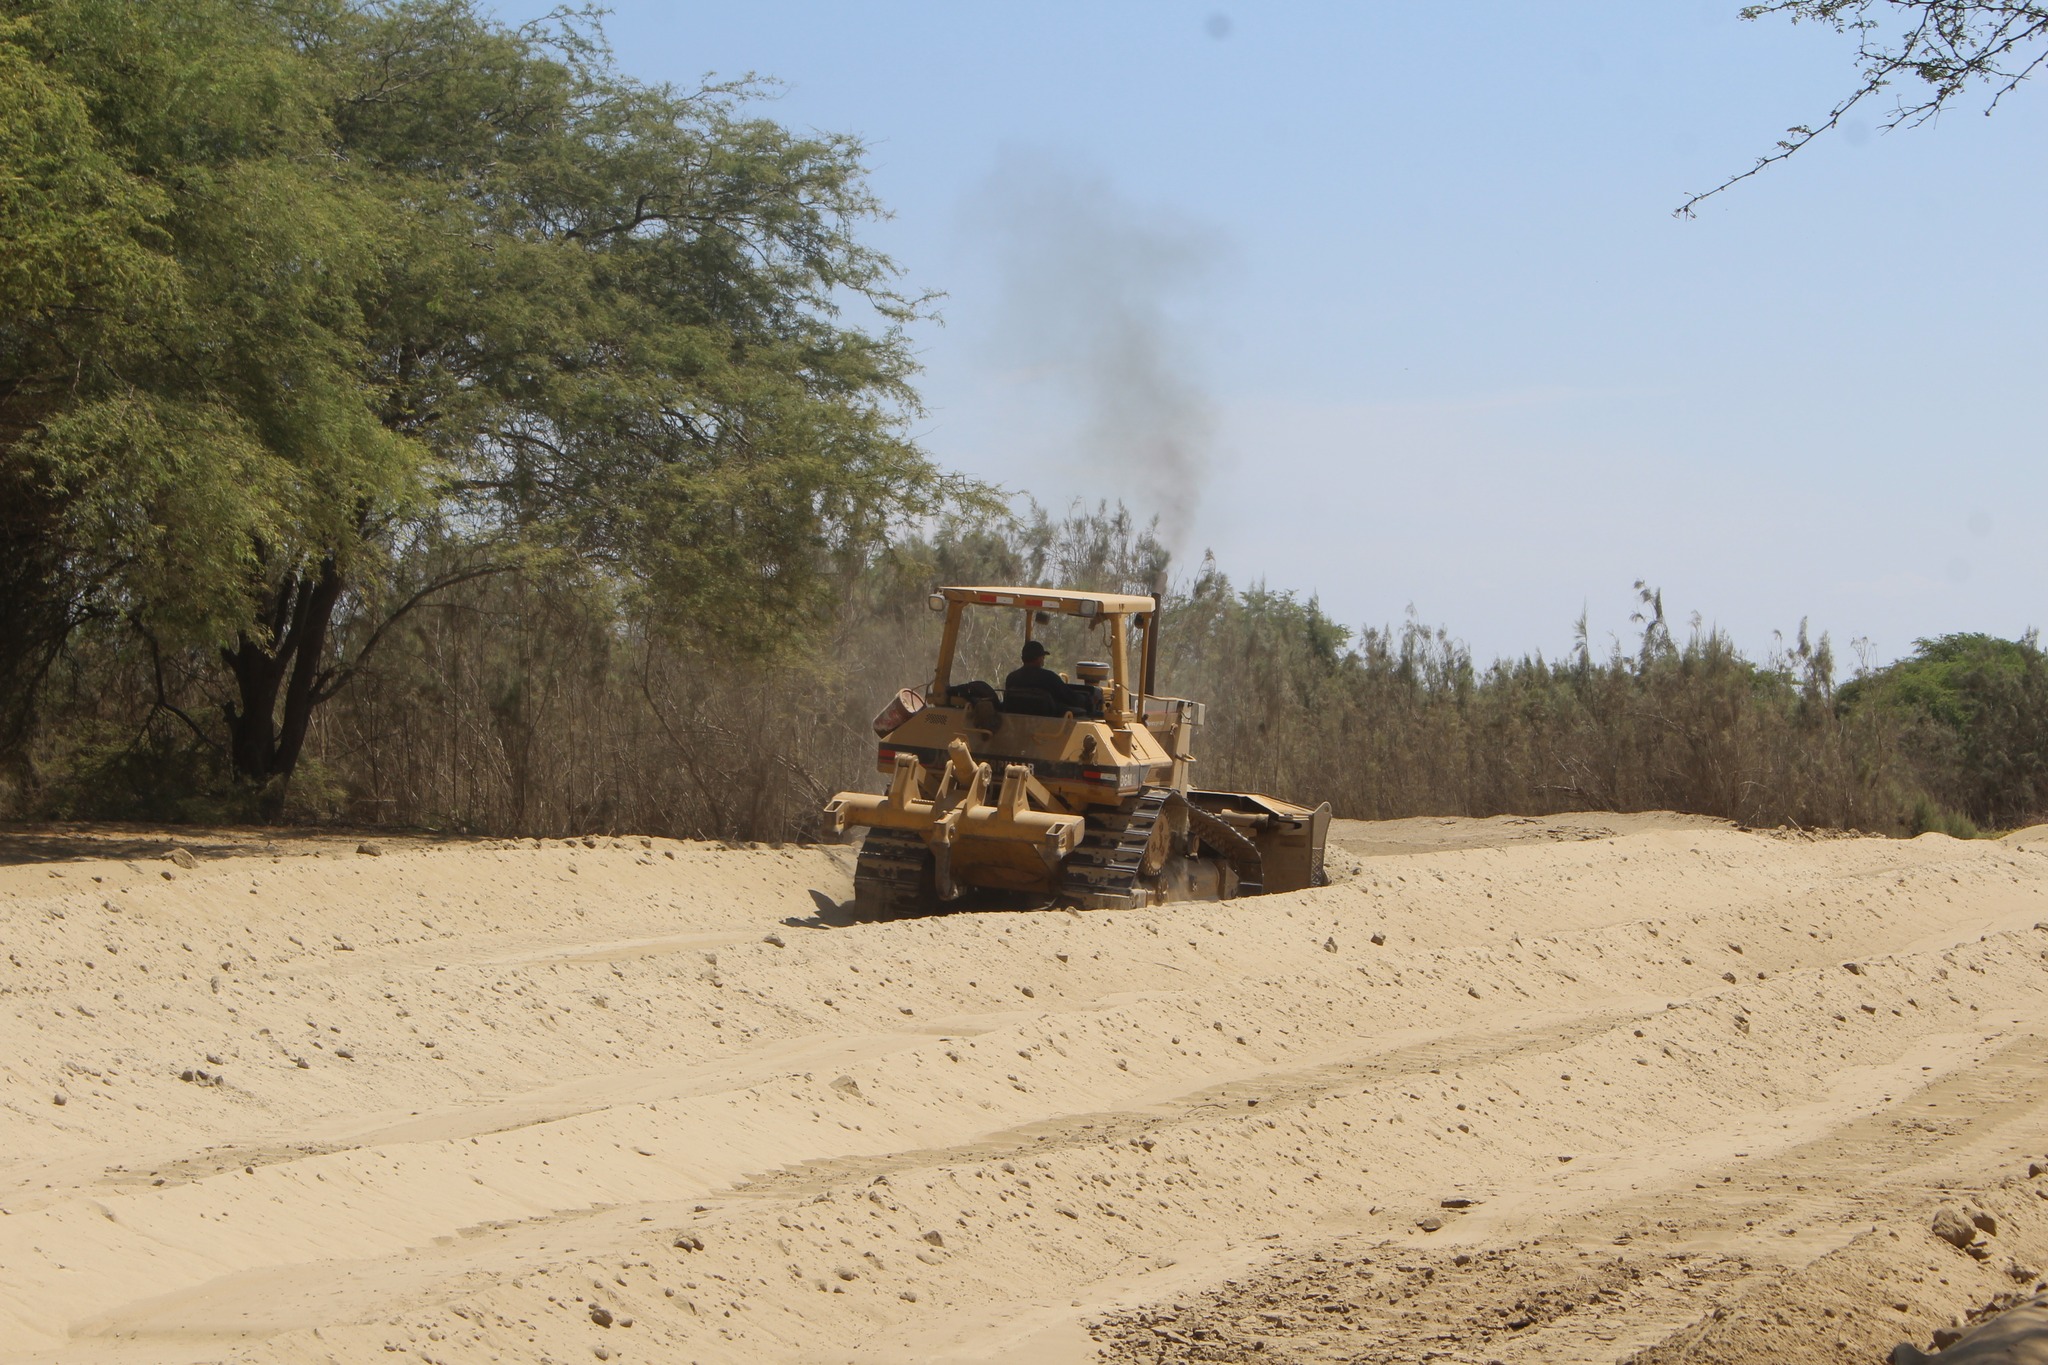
[936,586,1155,617]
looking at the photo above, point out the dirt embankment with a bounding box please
[2,815,2047,1364]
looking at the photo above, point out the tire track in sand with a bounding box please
[0,819,2044,1364]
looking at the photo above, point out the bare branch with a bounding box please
[314,562,515,703]
[1680,1,2048,215]
[141,628,224,755]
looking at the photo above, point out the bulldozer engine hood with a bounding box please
[878,741,1158,794]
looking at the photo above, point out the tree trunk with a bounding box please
[0,470,80,765]
[222,556,344,818]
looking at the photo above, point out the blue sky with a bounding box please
[491,1,2045,669]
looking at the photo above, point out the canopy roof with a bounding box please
[937,585,1155,617]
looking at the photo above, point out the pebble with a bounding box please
[356,841,383,857]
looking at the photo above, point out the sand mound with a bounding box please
[2,815,2046,1363]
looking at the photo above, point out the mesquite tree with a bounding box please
[0,0,955,812]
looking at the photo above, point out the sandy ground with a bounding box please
[3,814,2048,1364]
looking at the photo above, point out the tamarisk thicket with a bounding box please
[17,500,2041,841]
[2,2,2040,842]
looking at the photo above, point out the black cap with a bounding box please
[1021,639,1047,660]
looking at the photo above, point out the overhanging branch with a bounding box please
[1678,1,2048,216]
[314,561,515,703]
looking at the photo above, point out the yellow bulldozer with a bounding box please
[823,585,1332,915]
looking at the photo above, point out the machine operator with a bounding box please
[1003,639,1066,704]
[1004,640,1101,716]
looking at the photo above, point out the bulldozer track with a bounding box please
[851,826,935,918]
[854,788,1282,915]
[1059,787,1170,909]
[1180,796,1265,896]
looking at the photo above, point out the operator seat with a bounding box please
[1000,685,1065,717]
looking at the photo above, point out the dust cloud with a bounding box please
[969,151,1222,550]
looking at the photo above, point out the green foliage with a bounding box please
[1907,794,1981,840]
[1841,632,2035,728]
[37,397,286,642]
[0,13,173,331]
[2,0,418,643]
[0,7,190,747]
[301,0,960,648]
[1840,631,2048,829]
[1,0,961,801]
[39,737,242,824]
